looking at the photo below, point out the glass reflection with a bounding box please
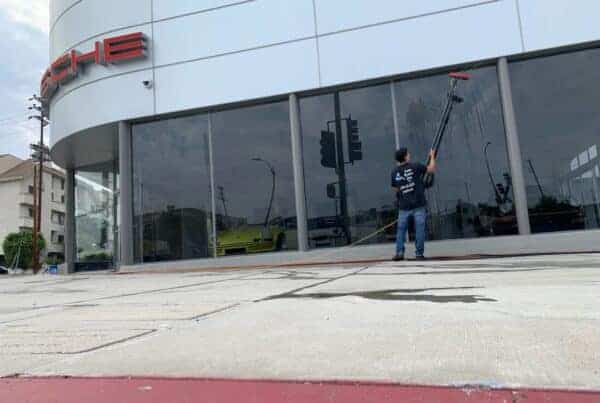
[510,49,600,232]
[394,66,516,240]
[132,115,213,262]
[300,84,397,247]
[75,162,118,270]
[211,101,297,256]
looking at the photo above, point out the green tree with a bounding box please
[2,232,46,270]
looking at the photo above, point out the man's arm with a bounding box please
[391,172,399,193]
[426,149,436,173]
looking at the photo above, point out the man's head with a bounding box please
[395,147,410,164]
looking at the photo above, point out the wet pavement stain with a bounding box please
[265,287,497,304]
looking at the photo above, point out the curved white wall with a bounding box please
[49,0,600,167]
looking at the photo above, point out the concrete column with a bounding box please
[118,121,134,266]
[289,93,309,251]
[497,57,531,235]
[63,168,75,274]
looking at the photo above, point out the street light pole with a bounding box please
[252,158,276,228]
[28,95,50,274]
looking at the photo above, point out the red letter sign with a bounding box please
[40,32,148,102]
[103,32,146,64]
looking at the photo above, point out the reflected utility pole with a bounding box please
[333,92,351,244]
[252,158,276,227]
[217,186,229,218]
[527,159,545,198]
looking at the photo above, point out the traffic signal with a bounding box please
[320,130,337,168]
[346,118,362,163]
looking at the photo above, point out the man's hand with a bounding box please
[427,149,436,173]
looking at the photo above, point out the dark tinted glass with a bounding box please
[394,66,516,239]
[510,49,600,233]
[132,115,213,262]
[300,84,397,247]
[211,101,297,256]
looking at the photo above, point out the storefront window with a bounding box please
[75,162,118,270]
[510,49,600,233]
[300,85,397,247]
[132,115,213,262]
[393,67,516,240]
[211,101,297,256]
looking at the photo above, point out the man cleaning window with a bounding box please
[391,148,436,261]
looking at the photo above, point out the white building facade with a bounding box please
[48,1,600,271]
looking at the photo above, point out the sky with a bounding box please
[0,0,49,159]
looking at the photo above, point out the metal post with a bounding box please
[208,114,218,258]
[64,168,76,274]
[289,93,309,251]
[118,121,134,266]
[497,57,531,235]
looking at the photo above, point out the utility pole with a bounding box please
[28,94,50,274]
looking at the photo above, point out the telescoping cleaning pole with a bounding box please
[423,72,470,188]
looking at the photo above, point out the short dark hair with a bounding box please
[395,147,408,163]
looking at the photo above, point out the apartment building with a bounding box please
[0,155,66,263]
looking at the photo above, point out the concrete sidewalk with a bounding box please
[1,254,599,391]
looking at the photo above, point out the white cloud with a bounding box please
[0,1,48,159]
[0,0,49,33]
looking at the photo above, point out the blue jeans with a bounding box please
[395,207,426,257]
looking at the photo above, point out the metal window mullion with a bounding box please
[497,57,531,235]
[118,121,134,266]
[208,113,219,258]
[64,168,76,274]
[290,93,309,251]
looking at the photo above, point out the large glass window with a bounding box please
[75,162,118,270]
[394,67,516,240]
[211,101,297,256]
[132,115,213,262]
[510,49,600,233]
[300,84,397,247]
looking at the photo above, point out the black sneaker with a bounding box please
[392,254,404,262]
[415,256,426,261]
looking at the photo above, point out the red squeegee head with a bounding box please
[449,72,470,80]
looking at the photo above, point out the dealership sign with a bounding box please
[41,32,148,100]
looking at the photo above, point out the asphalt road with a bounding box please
[1,254,599,391]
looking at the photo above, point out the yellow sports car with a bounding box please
[215,225,286,256]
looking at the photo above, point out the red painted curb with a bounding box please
[1,377,598,403]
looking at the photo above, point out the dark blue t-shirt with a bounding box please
[391,162,427,210]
